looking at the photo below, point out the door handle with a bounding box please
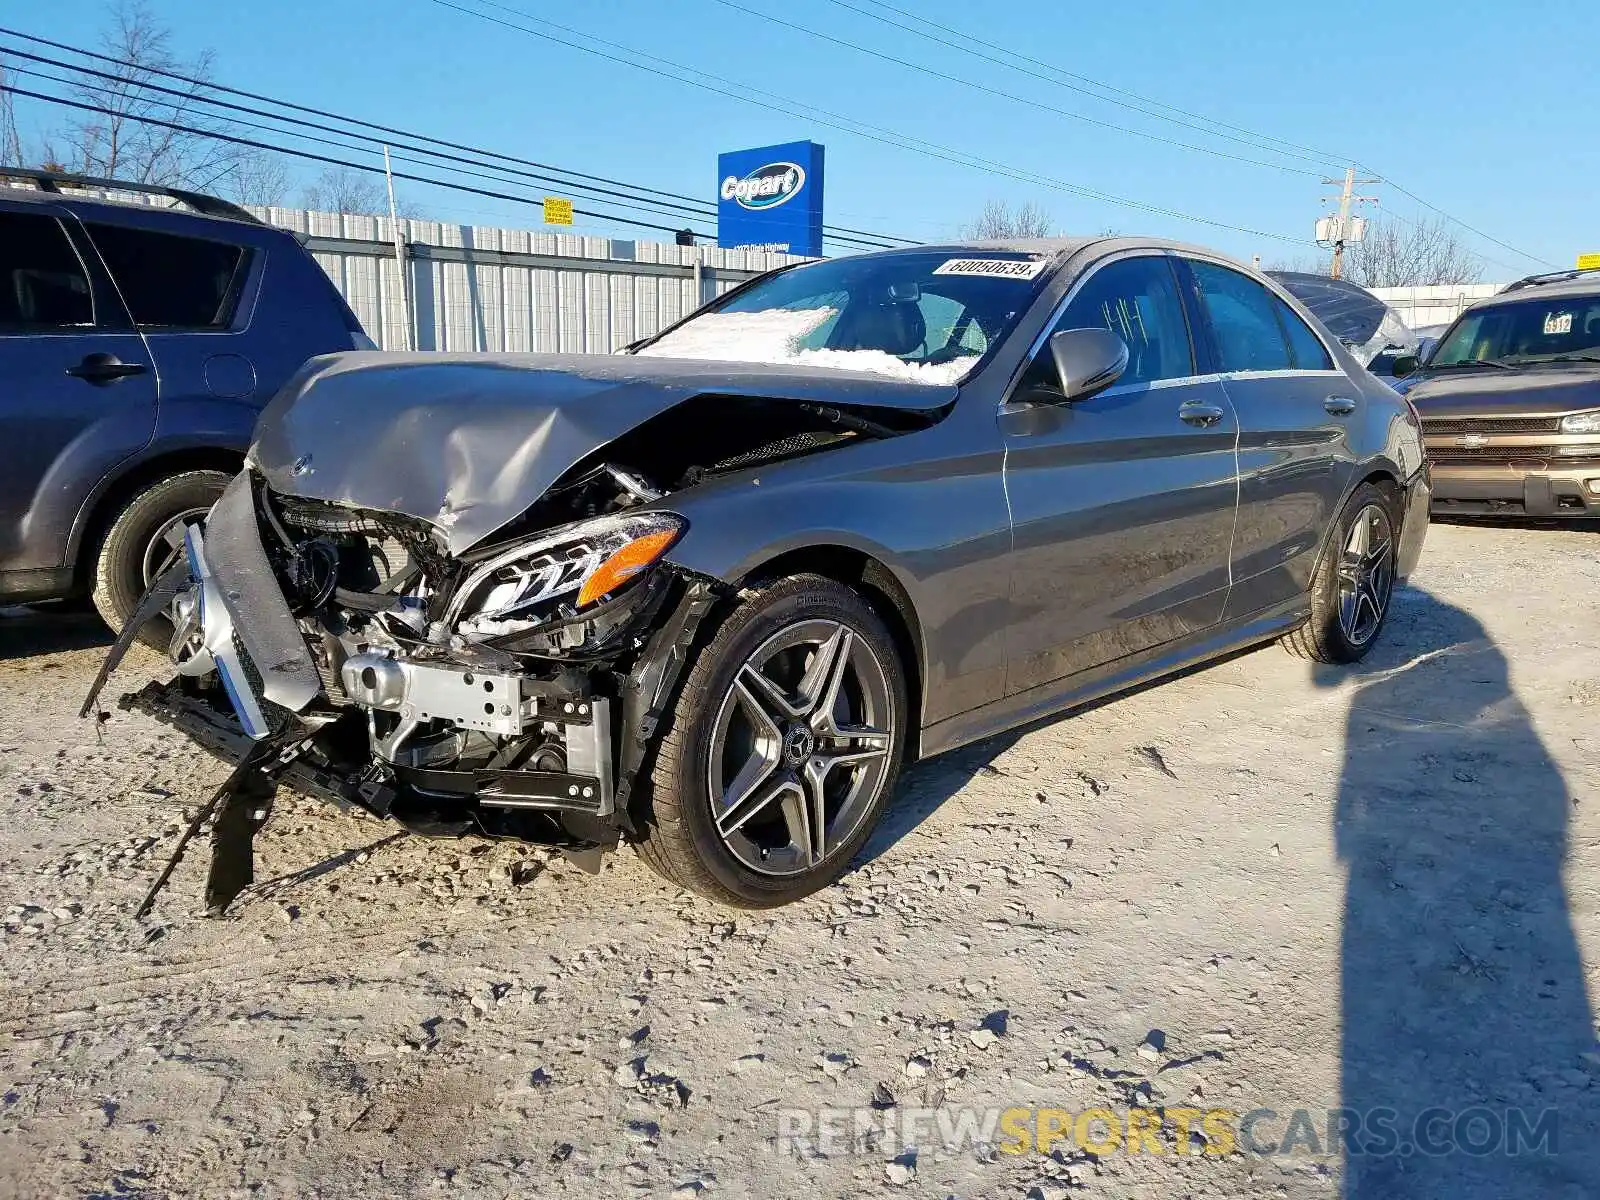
[1324,395,1357,415]
[66,353,148,385]
[1178,402,1225,427]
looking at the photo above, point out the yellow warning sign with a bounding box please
[1577,252,1600,270]
[543,196,574,226]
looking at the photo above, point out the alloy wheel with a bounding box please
[140,507,209,589]
[1337,503,1395,647]
[707,619,894,877]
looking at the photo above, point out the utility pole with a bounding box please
[1317,167,1380,279]
[382,145,412,352]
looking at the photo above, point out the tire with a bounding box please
[91,470,230,650]
[1281,481,1399,664]
[632,574,909,907]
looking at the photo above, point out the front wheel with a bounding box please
[633,574,908,907]
[1281,481,1399,664]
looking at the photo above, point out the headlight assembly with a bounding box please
[1560,410,1600,434]
[447,512,685,637]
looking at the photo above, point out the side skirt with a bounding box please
[919,596,1309,759]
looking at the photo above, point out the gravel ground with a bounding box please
[1,521,1599,1200]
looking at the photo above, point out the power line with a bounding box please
[813,0,1557,269]
[4,55,899,251]
[428,0,1316,246]
[2,57,757,238]
[0,24,910,249]
[710,0,1327,178]
[820,0,1345,169]
[1365,176,1555,270]
[2,82,728,240]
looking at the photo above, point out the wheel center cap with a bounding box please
[782,726,815,765]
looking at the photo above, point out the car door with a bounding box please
[1180,257,1360,619]
[79,216,262,421]
[999,252,1240,696]
[0,203,156,587]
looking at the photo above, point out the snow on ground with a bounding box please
[638,308,978,385]
[1,521,1599,1199]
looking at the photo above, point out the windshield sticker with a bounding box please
[933,257,1048,280]
[1544,312,1574,335]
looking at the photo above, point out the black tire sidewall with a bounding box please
[651,576,908,906]
[92,471,229,646]
[1313,481,1400,662]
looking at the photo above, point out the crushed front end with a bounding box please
[105,462,717,899]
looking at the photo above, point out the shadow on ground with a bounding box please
[1324,587,1600,1197]
[0,607,113,662]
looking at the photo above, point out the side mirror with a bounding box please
[1390,354,1419,379]
[1047,327,1129,401]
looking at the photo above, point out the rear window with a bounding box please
[0,211,94,331]
[86,222,250,330]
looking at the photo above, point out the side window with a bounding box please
[0,211,94,332]
[86,223,250,331]
[1190,260,1292,372]
[1273,295,1333,369]
[1052,256,1194,386]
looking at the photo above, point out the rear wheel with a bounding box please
[1281,481,1398,664]
[633,574,908,907]
[91,470,229,650]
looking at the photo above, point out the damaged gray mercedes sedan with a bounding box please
[87,237,1430,910]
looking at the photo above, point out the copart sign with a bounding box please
[717,140,825,258]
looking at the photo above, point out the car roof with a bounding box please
[837,235,1266,270]
[1486,276,1600,303]
[0,181,270,232]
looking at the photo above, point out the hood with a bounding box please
[250,351,955,554]
[1406,366,1600,420]
[1268,270,1417,358]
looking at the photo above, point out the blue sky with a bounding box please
[6,0,1594,277]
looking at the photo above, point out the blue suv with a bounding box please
[0,169,371,644]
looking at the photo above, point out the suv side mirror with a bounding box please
[1390,354,1419,379]
[1047,327,1129,401]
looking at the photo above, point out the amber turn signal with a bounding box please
[576,528,680,607]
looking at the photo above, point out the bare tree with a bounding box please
[300,166,385,215]
[41,1,242,186]
[0,61,24,167]
[1263,254,1328,275]
[1266,219,1482,289]
[1342,217,1481,288]
[961,199,1054,240]
[216,151,294,207]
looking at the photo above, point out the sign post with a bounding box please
[716,140,824,258]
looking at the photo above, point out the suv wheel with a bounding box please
[633,574,908,907]
[1281,481,1399,664]
[91,470,230,649]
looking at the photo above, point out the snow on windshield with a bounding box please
[637,307,978,385]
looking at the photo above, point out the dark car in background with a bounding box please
[1268,270,1420,389]
[0,169,371,642]
[1404,268,1600,519]
[96,236,1430,910]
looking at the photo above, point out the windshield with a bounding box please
[634,250,1051,384]
[1432,295,1600,367]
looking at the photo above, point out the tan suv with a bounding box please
[1403,269,1600,518]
